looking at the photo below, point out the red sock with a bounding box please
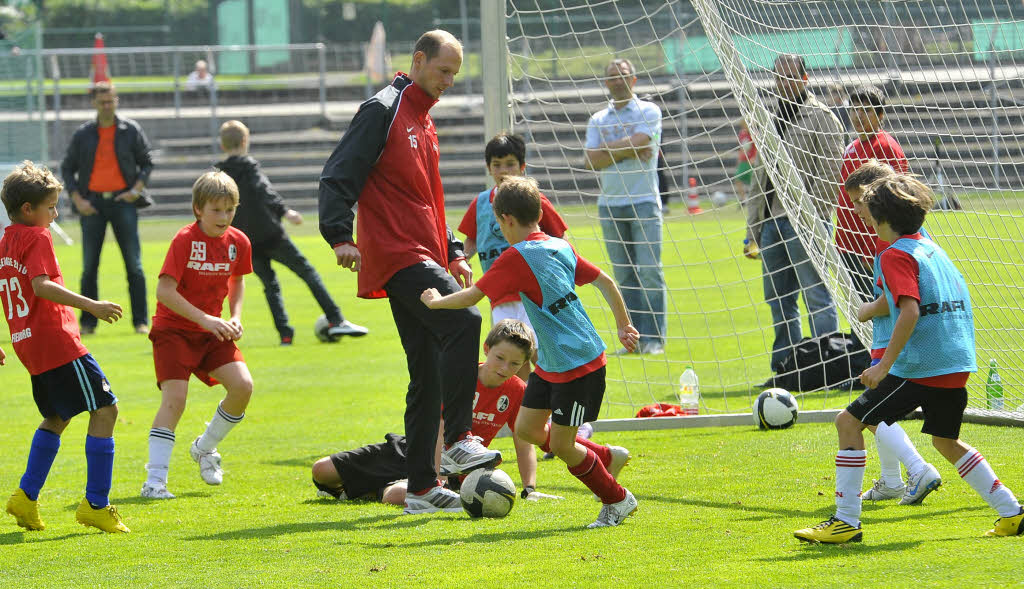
[576,437,611,467]
[412,480,441,496]
[445,430,473,450]
[539,428,551,454]
[568,449,626,504]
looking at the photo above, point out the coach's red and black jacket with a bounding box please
[318,73,465,299]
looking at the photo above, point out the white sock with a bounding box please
[196,403,244,453]
[146,427,175,485]
[873,423,903,487]
[835,450,867,527]
[877,421,927,481]
[956,447,1022,518]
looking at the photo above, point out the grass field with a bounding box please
[1,208,1022,587]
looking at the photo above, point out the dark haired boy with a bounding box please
[458,132,568,382]
[795,176,1023,543]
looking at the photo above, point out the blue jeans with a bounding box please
[759,215,838,372]
[598,202,666,347]
[79,198,148,328]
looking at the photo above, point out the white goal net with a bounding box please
[491,0,1024,420]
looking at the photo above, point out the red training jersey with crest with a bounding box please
[472,373,526,447]
[835,131,909,261]
[0,224,88,375]
[153,223,253,332]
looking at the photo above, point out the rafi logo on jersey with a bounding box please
[919,299,967,317]
[228,244,237,261]
[474,411,496,422]
[190,241,207,262]
[496,395,510,413]
[547,291,579,315]
[187,261,231,272]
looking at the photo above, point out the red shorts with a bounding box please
[149,327,244,388]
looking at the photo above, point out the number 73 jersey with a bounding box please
[0,224,88,375]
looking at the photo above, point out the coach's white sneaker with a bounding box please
[440,435,502,476]
[900,463,942,505]
[327,320,369,338]
[863,478,906,501]
[402,486,463,515]
[588,489,638,528]
[140,482,176,500]
[189,437,223,486]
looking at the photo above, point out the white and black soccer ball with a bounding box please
[313,314,338,343]
[754,387,799,430]
[460,468,516,518]
[711,190,730,207]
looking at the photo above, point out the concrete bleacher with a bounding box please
[47,67,1024,217]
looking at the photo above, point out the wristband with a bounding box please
[520,486,535,499]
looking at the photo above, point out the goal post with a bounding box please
[483,1,1024,424]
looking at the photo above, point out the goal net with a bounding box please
[494,1,1024,420]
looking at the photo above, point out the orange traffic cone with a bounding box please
[686,177,702,214]
[90,33,111,86]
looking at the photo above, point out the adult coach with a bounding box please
[61,81,153,335]
[318,30,500,514]
[744,54,845,375]
[584,58,666,355]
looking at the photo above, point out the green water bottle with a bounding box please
[985,359,1003,411]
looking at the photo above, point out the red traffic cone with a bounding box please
[686,177,702,214]
[90,33,111,86]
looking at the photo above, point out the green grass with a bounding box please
[1,210,1022,586]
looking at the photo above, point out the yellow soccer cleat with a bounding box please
[75,499,130,533]
[985,507,1024,537]
[794,515,862,544]
[6,488,45,531]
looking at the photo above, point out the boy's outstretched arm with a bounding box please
[860,296,919,389]
[591,270,640,352]
[857,295,890,323]
[31,275,122,323]
[421,285,485,310]
[226,275,245,339]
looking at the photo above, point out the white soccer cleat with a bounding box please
[900,463,942,505]
[316,489,348,501]
[587,488,638,529]
[140,482,176,500]
[862,478,906,501]
[440,435,502,476]
[402,486,463,515]
[189,437,224,486]
[327,320,369,338]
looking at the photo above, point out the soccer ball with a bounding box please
[754,388,799,430]
[460,468,516,518]
[711,190,730,207]
[313,314,338,343]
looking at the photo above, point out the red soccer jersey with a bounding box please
[737,128,757,163]
[458,187,568,245]
[0,225,88,375]
[153,223,253,332]
[476,232,606,383]
[835,131,909,261]
[877,233,968,388]
[472,373,526,447]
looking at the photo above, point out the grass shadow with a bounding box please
[0,531,90,545]
[262,455,324,469]
[350,523,587,549]
[183,512,404,541]
[85,491,214,507]
[641,495,818,519]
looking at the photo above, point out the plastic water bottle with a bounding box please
[678,366,700,415]
[743,238,760,259]
[985,359,1003,411]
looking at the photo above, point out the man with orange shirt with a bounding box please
[60,82,154,335]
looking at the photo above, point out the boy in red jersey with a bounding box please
[458,133,568,382]
[422,176,641,528]
[1,161,129,533]
[312,319,627,507]
[141,171,254,499]
[835,85,910,298]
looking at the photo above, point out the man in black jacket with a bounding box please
[216,120,367,345]
[61,82,152,335]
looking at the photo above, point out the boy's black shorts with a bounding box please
[329,433,409,501]
[522,366,605,427]
[31,354,117,421]
[846,374,968,439]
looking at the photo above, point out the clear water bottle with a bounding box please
[985,358,1003,411]
[678,366,700,415]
